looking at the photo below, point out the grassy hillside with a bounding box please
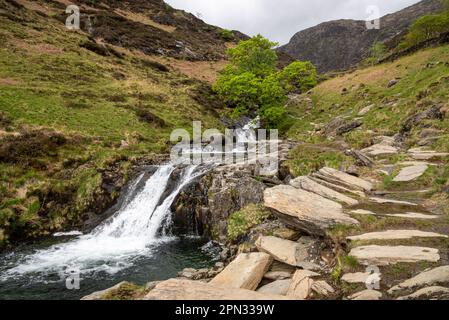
[0,0,226,246]
[285,44,449,178]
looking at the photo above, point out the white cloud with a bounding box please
[165,0,422,44]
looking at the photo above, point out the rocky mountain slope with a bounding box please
[278,0,444,72]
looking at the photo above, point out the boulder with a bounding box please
[209,252,272,290]
[256,279,292,296]
[290,176,358,206]
[144,279,292,300]
[323,117,362,136]
[393,165,428,182]
[286,270,319,300]
[388,266,449,294]
[264,185,359,236]
[350,245,440,266]
[347,230,447,241]
[348,289,382,300]
[255,236,314,267]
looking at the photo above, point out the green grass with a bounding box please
[0,9,224,246]
[227,204,272,241]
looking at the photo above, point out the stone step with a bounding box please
[347,230,447,241]
[209,252,272,290]
[369,197,418,206]
[361,144,399,157]
[397,286,449,300]
[407,147,449,160]
[144,279,292,300]
[349,209,437,220]
[264,185,359,236]
[309,176,365,198]
[393,164,429,182]
[290,176,359,206]
[388,266,449,294]
[317,167,373,191]
[349,245,440,266]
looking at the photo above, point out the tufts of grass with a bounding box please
[227,204,272,242]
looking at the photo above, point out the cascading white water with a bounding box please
[1,119,260,281]
[2,164,206,279]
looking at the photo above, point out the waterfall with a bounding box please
[1,165,208,278]
[1,119,260,280]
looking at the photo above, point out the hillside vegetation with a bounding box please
[0,0,228,246]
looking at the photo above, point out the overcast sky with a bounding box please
[166,0,422,44]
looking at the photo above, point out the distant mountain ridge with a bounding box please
[278,0,444,72]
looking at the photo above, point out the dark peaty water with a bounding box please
[0,235,214,300]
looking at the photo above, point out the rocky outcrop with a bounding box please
[264,185,359,236]
[144,279,292,300]
[278,0,444,72]
[209,252,272,290]
[171,164,266,241]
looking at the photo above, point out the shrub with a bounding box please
[218,29,235,41]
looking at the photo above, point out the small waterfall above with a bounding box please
[1,164,209,279]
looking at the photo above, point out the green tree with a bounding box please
[400,12,449,48]
[226,34,278,77]
[213,34,317,127]
[278,61,317,93]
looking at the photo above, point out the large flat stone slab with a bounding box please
[255,236,312,267]
[209,253,272,290]
[264,185,359,236]
[318,167,373,191]
[144,279,292,300]
[408,148,449,160]
[350,245,440,266]
[290,176,358,206]
[386,212,438,220]
[369,197,417,206]
[309,176,365,197]
[393,165,428,182]
[347,230,447,241]
[388,266,449,294]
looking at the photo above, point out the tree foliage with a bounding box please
[213,35,317,127]
[278,61,317,93]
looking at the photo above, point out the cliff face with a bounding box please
[279,0,444,72]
